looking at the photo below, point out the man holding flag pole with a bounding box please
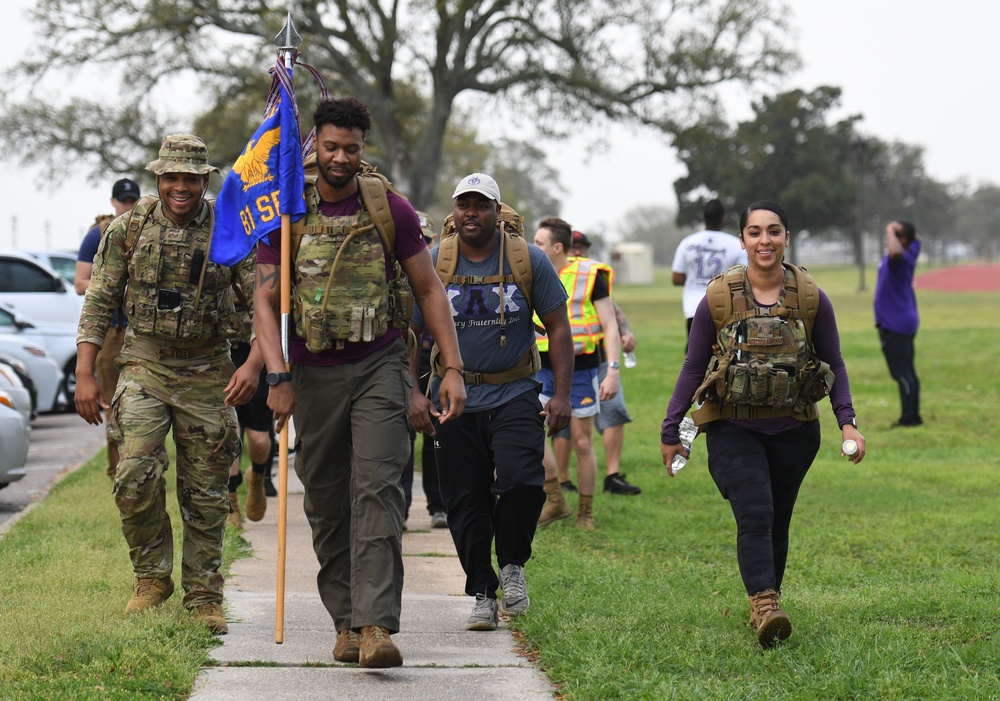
[217,17,466,669]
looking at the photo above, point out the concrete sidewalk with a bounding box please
[191,467,556,700]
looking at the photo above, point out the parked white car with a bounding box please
[23,249,80,287]
[0,302,77,409]
[0,400,28,489]
[0,249,84,326]
[0,361,33,426]
[0,306,63,413]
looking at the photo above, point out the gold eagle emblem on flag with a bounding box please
[233,125,280,192]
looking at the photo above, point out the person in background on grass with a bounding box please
[671,199,746,344]
[76,134,259,635]
[874,220,922,427]
[400,211,449,530]
[533,217,621,530]
[660,200,866,649]
[553,230,641,497]
[253,98,465,668]
[409,173,572,632]
[75,177,141,480]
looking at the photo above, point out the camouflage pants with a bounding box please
[108,355,240,608]
[97,325,126,478]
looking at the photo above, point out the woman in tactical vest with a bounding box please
[659,200,866,649]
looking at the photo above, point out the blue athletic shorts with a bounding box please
[538,367,599,418]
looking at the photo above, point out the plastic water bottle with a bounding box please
[623,351,637,368]
[842,439,858,457]
[671,417,698,473]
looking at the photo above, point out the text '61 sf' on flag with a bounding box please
[210,61,306,267]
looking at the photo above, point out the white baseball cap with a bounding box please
[452,173,501,202]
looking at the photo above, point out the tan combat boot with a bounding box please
[333,629,362,663]
[359,626,403,668]
[538,478,572,527]
[192,602,229,635]
[226,492,242,528]
[245,470,267,522]
[575,494,596,530]
[125,576,174,613]
[748,588,792,648]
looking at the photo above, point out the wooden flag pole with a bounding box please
[274,12,301,645]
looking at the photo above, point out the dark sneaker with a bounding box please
[560,480,578,493]
[604,473,641,495]
[263,477,278,497]
[499,564,529,617]
[466,593,499,631]
[359,626,403,668]
[333,629,361,663]
[430,511,448,529]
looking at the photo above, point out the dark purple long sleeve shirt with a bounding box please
[661,290,857,444]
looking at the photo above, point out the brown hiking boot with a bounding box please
[748,588,791,648]
[538,478,572,526]
[359,626,403,668]
[575,494,596,530]
[245,470,267,522]
[226,492,242,529]
[125,576,174,613]
[333,629,362,663]
[192,602,229,635]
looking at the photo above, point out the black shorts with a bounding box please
[231,341,273,433]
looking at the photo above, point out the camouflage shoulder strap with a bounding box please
[123,195,159,261]
[93,214,114,236]
[783,263,820,339]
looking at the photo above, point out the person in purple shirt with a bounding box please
[254,98,465,668]
[874,220,922,426]
[659,200,866,650]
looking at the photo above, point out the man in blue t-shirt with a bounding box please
[874,220,922,427]
[409,172,573,633]
[75,177,140,479]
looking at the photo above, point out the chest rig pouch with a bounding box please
[293,211,394,353]
[127,219,240,341]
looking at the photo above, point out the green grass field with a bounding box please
[515,265,1000,699]
[0,263,996,699]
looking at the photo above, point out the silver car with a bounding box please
[0,400,28,489]
[0,306,62,413]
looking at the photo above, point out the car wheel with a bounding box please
[62,356,77,411]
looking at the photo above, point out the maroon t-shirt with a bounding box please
[257,186,426,365]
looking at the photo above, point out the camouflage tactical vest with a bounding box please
[692,264,834,424]
[125,201,243,342]
[291,177,407,353]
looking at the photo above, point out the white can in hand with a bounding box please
[842,439,858,457]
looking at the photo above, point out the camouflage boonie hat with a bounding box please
[146,133,220,175]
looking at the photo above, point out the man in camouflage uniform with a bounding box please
[76,133,261,635]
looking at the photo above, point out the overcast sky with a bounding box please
[2,0,998,250]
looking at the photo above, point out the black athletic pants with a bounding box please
[433,389,547,598]
[879,327,922,425]
[705,420,821,596]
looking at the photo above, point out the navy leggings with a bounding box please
[705,420,821,595]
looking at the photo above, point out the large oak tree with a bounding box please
[2,0,797,209]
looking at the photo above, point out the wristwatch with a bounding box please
[609,361,620,370]
[839,418,857,429]
[265,371,292,386]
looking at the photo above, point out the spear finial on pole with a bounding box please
[274,13,302,68]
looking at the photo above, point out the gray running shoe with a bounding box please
[499,564,529,616]
[466,593,498,631]
[430,511,448,529]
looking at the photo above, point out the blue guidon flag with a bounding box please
[210,60,306,266]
